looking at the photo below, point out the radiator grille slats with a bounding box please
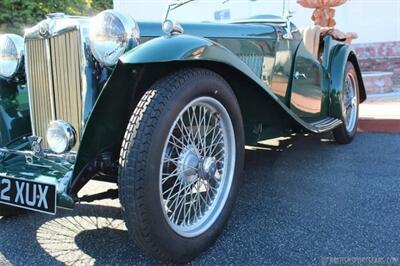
[50,31,83,141]
[26,30,83,148]
[26,39,53,141]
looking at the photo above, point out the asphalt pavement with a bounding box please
[1,132,400,265]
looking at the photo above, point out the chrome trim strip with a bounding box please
[25,22,81,40]
[24,42,36,135]
[310,117,342,132]
[45,38,56,120]
[78,25,88,128]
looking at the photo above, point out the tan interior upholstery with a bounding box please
[299,26,321,59]
[299,26,358,59]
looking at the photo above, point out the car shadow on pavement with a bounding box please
[1,204,163,265]
[5,132,397,265]
[0,133,331,266]
[37,204,164,265]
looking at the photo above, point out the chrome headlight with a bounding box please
[46,120,77,154]
[0,34,24,78]
[89,10,140,66]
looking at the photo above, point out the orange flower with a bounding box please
[297,0,347,8]
[297,0,347,27]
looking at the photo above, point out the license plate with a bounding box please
[0,176,57,215]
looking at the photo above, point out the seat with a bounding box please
[299,26,359,59]
[299,26,321,59]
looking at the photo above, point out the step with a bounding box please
[358,92,400,133]
[362,71,393,94]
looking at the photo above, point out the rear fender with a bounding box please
[329,44,367,119]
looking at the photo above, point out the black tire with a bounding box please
[0,204,24,218]
[118,68,244,263]
[333,62,360,144]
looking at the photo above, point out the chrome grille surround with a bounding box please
[24,17,90,149]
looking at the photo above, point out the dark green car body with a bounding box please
[0,18,366,210]
[0,78,31,145]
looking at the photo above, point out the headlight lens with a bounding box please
[0,34,24,78]
[89,10,140,66]
[46,120,77,154]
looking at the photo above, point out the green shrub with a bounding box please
[0,0,112,35]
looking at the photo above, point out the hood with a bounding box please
[138,21,278,40]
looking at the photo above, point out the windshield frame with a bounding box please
[164,0,290,24]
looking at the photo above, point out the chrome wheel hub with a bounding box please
[159,97,235,237]
[343,73,358,132]
[177,146,199,184]
[200,157,218,181]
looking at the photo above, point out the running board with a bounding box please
[310,117,342,133]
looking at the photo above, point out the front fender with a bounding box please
[120,34,264,82]
[329,44,367,119]
[70,34,318,193]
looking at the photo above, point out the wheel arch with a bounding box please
[329,44,367,119]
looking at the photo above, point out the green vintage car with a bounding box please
[0,0,365,262]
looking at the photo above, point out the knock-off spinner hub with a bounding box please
[200,157,217,180]
[178,146,218,183]
[178,146,199,184]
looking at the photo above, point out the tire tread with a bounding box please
[118,68,225,263]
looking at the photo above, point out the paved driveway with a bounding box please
[1,133,399,265]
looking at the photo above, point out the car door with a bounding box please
[289,41,328,123]
[269,27,301,105]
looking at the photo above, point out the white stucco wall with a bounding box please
[113,0,400,44]
[291,0,400,44]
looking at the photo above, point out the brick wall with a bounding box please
[353,41,400,88]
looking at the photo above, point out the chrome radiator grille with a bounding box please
[25,30,83,146]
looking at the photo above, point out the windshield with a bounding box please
[168,0,288,23]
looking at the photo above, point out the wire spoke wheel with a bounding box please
[119,69,244,262]
[343,72,358,132]
[333,62,360,144]
[159,96,235,237]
